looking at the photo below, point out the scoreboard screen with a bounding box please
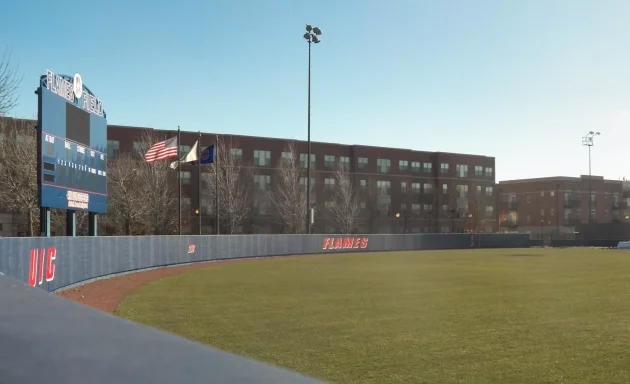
[38,70,108,214]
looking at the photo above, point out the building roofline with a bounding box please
[499,175,623,185]
[108,125,495,158]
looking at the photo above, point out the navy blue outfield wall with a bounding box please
[0,233,530,293]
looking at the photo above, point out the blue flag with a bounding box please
[199,145,215,164]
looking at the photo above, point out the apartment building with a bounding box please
[497,175,630,237]
[106,125,497,235]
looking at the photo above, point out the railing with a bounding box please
[564,199,580,208]
[500,201,518,210]
[563,218,582,226]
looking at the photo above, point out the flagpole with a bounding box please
[197,131,202,235]
[177,126,181,236]
[215,134,220,235]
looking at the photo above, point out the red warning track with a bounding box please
[57,256,301,314]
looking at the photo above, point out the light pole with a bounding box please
[582,131,601,224]
[303,24,322,234]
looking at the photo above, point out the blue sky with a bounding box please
[3,0,630,181]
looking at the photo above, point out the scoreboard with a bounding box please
[38,70,108,214]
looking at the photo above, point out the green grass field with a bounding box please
[116,248,630,384]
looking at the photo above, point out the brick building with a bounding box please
[106,125,497,235]
[497,176,630,238]
[0,117,497,235]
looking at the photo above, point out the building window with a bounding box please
[423,183,433,194]
[485,206,494,216]
[411,161,421,172]
[550,208,555,216]
[442,184,448,195]
[182,197,191,209]
[411,204,421,215]
[485,167,493,177]
[399,160,409,172]
[590,209,596,222]
[299,177,315,193]
[456,164,468,178]
[133,141,148,157]
[254,174,271,191]
[324,177,335,190]
[324,155,336,169]
[230,148,243,162]
[442,204,448,211]
[360,179,367,189]
[179,144,191,155]
[357,157,368,169]
[590,193,596,204]
[179,171,192,185]
[423,162,432,173]
[440,163,449,174]
[456,185,468,198]
[401,203,407,212]
[401,182,407,193]
[107,140,120,158]
[551,190,555,197]
[377,158,391,173]
[541,209,545,216]
[253,150,271,167]
[281,151,293,162]
[474,166,483,176]
[376,180,391,195]
[339,156,350,169]
[485,186,493,197]
[476,185,482,194]
[411,182,421,195]
[300,153,316,169]
[423,204,433,212]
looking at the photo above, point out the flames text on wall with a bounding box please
[322,237,369,250]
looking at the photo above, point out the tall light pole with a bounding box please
[582,131,601,224]
[304,24,322,234]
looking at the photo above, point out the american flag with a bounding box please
[144,136,178,163]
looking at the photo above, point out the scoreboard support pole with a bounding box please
[88,213,98,236]
[39,208,51,237]
[66,211,77,237]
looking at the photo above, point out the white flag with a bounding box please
[169,141,199,169]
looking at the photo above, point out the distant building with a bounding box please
[497,176,630,239]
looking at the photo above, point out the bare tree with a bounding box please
[138,156,178,234]
[270,141,308,234]
[326,161,361,234]
[470,186,494,233]
[134,130,178,235]
[204,137,252,234]
[106,153,148,235]
[0,118,38,235]
[0,47,22,117]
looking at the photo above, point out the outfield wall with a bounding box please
[0,233,530,292]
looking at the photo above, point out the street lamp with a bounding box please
[303,24,322,234]
[582,131,601,224]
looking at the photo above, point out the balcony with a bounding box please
[612,201,628,210]
[500,201,518,211]
[564,198,580,208]
[563,218,581,226]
